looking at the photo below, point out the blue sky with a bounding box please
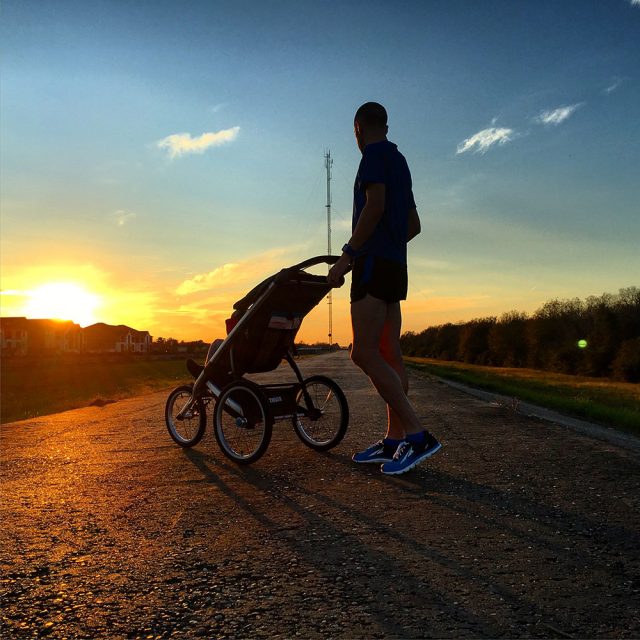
[1,0,639,343]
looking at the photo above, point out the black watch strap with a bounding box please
[342,243,357,258]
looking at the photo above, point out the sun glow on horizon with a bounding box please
[24,283,101,327]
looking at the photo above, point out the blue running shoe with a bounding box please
[352,439,399,464]
[381,432,442,475]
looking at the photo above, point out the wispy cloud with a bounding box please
[456,127,515,155]
[533,103,583,126]
[157,126,240,159]
[175,244,308,302]
[113,209,136,227]
[604,77,624,94]
[631,0,640,6]
[175,246,307,298]
[176,263,240,296]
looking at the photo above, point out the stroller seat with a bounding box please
[202,260,335,383]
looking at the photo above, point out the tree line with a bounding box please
[152,338,209,355]
[400,287,640,382]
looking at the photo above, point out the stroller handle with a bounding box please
[235,255,350,313]
[283,255,351,287]
[289,255,341,271]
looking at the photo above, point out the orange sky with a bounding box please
[1,242,597,347]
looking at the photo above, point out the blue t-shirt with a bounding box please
[353,140,416,265]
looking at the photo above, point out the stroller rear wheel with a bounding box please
[165,385,207,447]
[213,380,273,464]
[293,376,349,451]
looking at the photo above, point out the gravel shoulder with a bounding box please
[1,351,639,639]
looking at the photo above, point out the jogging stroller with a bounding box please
[165,256,349,464]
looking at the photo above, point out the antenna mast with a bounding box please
[324,149,333,348]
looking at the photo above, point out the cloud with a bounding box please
[533,103,583,126]
[175,245,311,299]
[456,127,515,155]
[157,126,240,158]
[604,77,624,94]
[631,0,640,6]
[176,263,240,296]
[113,209,136,227]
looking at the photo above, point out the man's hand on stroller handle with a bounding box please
[327,254,351,288]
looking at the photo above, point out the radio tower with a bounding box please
[324,149,333,349]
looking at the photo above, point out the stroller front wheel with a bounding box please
[165,384,207,447]
[293,376,349,451]
[213,380,273,464]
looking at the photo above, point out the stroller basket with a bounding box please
[165,255,350,465]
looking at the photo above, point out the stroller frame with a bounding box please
[165,256,349,464]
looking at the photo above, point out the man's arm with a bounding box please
[327,183,385,287]
[348,183,385,251]
[407,207,421,241]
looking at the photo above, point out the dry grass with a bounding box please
[405,357,640,434]
[1,357,189,424]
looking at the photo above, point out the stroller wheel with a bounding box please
[293,376,349,451]
[213,380,273,464]
[165,384,207,447]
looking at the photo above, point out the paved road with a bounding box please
[1,351,639,639]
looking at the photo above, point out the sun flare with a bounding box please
[24,283,101,327]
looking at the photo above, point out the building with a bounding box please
[0,317,84,355]
[83,323,152,353]
[0,318,151,355]
[0,317,29,355]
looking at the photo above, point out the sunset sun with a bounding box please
[24,283,101,327]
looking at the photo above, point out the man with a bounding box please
[328,101,441,475]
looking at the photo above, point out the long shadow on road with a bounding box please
[183,443,639,638]
[184,447,506,638]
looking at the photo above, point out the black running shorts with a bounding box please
[350,254,408,304]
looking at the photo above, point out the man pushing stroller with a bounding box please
[182,102,441,475]
[328,102,441,475]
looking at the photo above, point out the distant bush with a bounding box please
[400,287,640,382]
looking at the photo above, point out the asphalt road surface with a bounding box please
[1,351,639,639]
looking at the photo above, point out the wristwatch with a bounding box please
[342,243,357,259]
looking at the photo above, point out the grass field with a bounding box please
[1,357,190,424]
[405,357,640,435]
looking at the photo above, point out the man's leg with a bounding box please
[350,295,422,435]
[379,302,409,439]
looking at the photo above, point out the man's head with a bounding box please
[354,102,388,152]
